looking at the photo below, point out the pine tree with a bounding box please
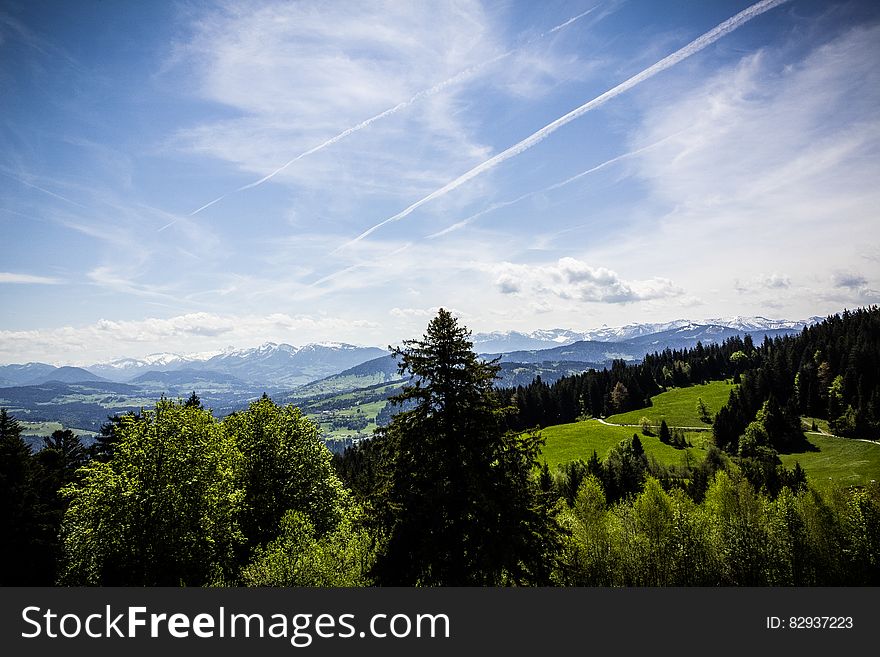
[371,309,558,585]
[659,419,672,444]
[0,409,42,584]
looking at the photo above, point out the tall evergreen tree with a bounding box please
[372,309,558,585]
[0,409,42,584]
[33,429,89,582]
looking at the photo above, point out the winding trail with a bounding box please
[801,420,880,446]
[595,417,879,445]
[595,418,712,432]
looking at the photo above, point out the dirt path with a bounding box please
[595,418,711,432]
[594,418,878,444]
[801,421,880,445]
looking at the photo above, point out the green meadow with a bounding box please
[539,418,709,471]
[606,380,734,428]
[780,433,880,492]
[539,381,880,490]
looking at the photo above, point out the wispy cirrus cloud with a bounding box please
[0,169,90,210]
[173,1,502,206]
[389,306,467,320]
[181,5,601,220]
[586,18,880,319]
[0,271,61,285]
[426,131,679,239]
[341,0,789,248]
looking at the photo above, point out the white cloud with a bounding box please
[0,272,61,285]
[633,26,880,212]
[734,272,791,293]
[173,0,502,203]
[603,22,880,318]
[488,257,685,304]
[832,271,868,290]
[389,306,466,319]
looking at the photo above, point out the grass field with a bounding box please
[19,421,65,435]
[780,434,880,492]
[541,380,880,491]
[539,419,710,471]
[606,380,734,428]
[311,399,387,440]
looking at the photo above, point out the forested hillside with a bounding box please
[504,307,880,442]
[2,308,879,586]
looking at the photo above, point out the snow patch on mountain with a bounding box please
[473,316,819,353]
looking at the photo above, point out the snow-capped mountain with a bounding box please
[85,351,221,382]
[473,316,819,354]
[703,316,824,332]
[471,330,585,353]
[83,342,388,387]
[6,317,823,390]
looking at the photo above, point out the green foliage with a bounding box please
[658,419,672,445]
[60,398,244,586]
[371,309,560,585]
[556,472,880,586]
[603,435,648,503]
[556,475,614,585]
[223,396,346,554]
[553,459,589,507]
[241,504,376,587]
[58,395,368,587]
[697,397,711,423]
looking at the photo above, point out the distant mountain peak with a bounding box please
[472,315,818,354]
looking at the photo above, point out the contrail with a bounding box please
[426,133,679,239]
[179,6,600,224]
[309,241,413,288]
[339,0,788,250]
[549,7,597,34]
[1,170,90,210]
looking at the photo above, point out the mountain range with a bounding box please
[1,316,820,389]
[2,342,388,388]
[471,316,821,353]
[0,316,820,431]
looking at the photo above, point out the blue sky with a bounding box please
[1,0,878,364]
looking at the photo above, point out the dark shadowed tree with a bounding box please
[371,309,559,585]
[659,419,671,444]
[34,429,89,582]
[0,409,44,584]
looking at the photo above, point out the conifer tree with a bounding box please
[372,309,558,585]
[659,419,672,444]
[0,409,42,584]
